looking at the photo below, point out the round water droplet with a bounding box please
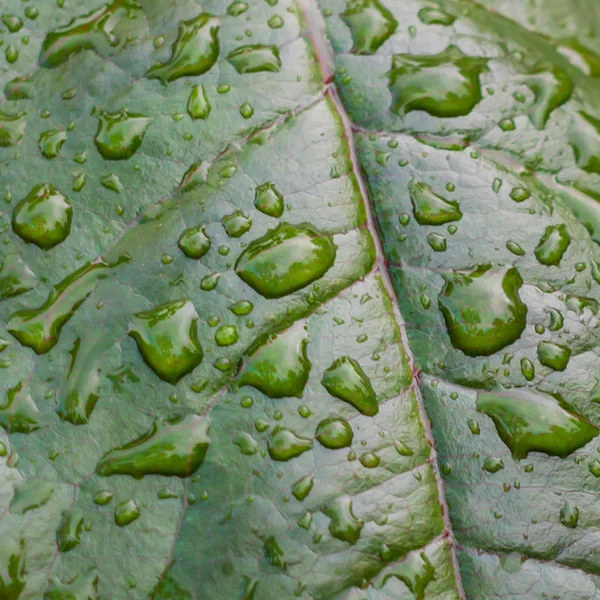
[254,182,284,218]
[178,225,210,259]
[215,325,238,346]
[316,418,353,449]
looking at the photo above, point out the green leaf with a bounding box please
[2,0,600,598]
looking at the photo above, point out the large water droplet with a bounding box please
[114,499,140,527]
[321,356,378,416]
[235,222,337,298]
[146,14,220,84]
[57,508,84,552]
[409,182,462,225]
[316,418,353,449]
[254,182,284,218]
[39,130,67,159]
[0,255,37,300]
[323,497,363,544]
[0,111,27,147]
[341,0,398,55]
[8,257,124,354]
[0,382,41,434]
[96,414,210,478]
[10,480,55,515]
[187,84,211,120]
[178,225,210,259]
[94,109,152,160]
[39,0,141,67]
[227,44,282,73]
[438,264,527,356]
[389,45,488,117]
[523,65,573,130]
[128,299,204,384]
[12,184,72,250]
[477,389,597,459]
[537,341,571,371]
[534,224,571,266]
[268,426,313,461]
[2,15,23,33]
[238,323,311,398]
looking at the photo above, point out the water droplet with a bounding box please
[39,0,140,67]
[0,382,40,434]
[323,496,363,544]
[217,83,230,94]
[321,355,378,416]
[389,46,487,117]
[341,0,398,55]
[222,210,252,238]
[439,264,527,356]
[298,512,312,529]
[94,490,113,505]
[97,414,210,478]
[229,300,253,315]
[292,475,314,500]
[146,13,220,84]
[569,111,600,174]
[468,419,480,435]
[200,272,220,291]
[427,232,446,252]
[268,15,284,29]
[263,536,287,569]
[0,255,37,300]
[417,7,455,25]
[589,459,600,477]
[8,257,124,354]
[39,130,67,159]
[509,187,530,203]
[4,76,32,101]
[0,111,27,147]
[234,432,258,455]
[560,500,579,528]
[534,224,571,266]
[73,173,87,192]
[483,457,504,473]
[94,109,152,160]
[409,182,462,225]
[316,418,353,449]
[114,499,140,527]
[520,357,535,381]
[227,44,281,73]
[128,299,203,384]
[2,15,22,32]
[10,480,55,514]
[375,549,435,597]
[12,183,72,250]
[5,44,19,64]
[57,508,84,552]
[523,65,573,130]
[215,325,238,346]
[359,452,380,468]
[235,222,336,298]
[177,225,210,260]
[268,426,313,461]
[100,173,124,193]
[187,84,211,120]
[239,323,311,398]
[254,182,284,217]
[537,341,571,371]
[477,389,597,459]
[506,240,525,256]
[46,568,99,599]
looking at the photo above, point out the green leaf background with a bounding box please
[1,0,600,597]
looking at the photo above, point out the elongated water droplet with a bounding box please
[100,173,124,193]
[222,210,252,238]
[10,480,55,514]
[97,414,210,478]
[523,65,573,130]
[94,109,151,160]
[146,14,220,84]
[39,130,67,159]
[114,499,139,527]
[239,323,311,398]
[5,45,19,64]
[227,1,249,16]
[316,418,353,449]
[537,341,571,371]
[409,182,462,225]
[227,44,281,73]
[534,224,571,266]
[389,46,488,117]
[57,509,84,552]
[560,500,579,528]
[323,497,363,544]
[229,300,253,315]
[418,7,455,25]
[292,475,314,500]
[0,255,37,300]
[341,0,397,55]
[128,299,203,384]
[477,389,597,459]
[178,225,210,259]
[187,84,211,120]
[438,264,527,356]
[235,222,336,298]
[0,111,27,147]
[520,357,535,381]
[268,426,313,461]
[0,382,40,434]
[8,257,124,354]
[73,173,87,192]
[12,183,72,250]
[39,0,141,68]
[321,356,378,416]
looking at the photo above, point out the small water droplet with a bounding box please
[240,102,254,119]
[316,418,353,449]
[482,456,504,473]
[5,44,19,64]
[187,84,211,120]
[509,187,531,203]
[229,300,253,315]
[427,232,447,252]
[222,210,252,238]
[418,7,455,25]
[268,15,284,29]
[94,490,113,505]
[178,225,210,259]
[39,130,67,159]
[114,499,140,527]
[410,182,462,225]
[520,357,535,381]
[215,325,238,346]
[94,109,152,160]
[100,173,124,193]
[227,44,281,73]
[534,224,571,266]
[292,475,314,500]
[359,452,380,468]
[560,500,579,528]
